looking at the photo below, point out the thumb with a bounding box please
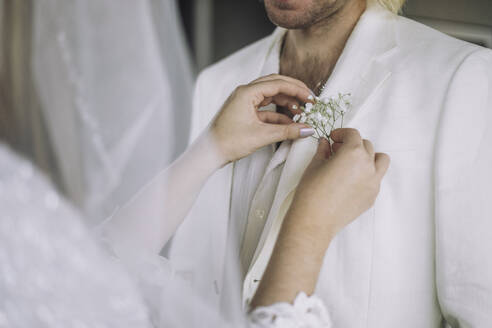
[305,138,330,171]
[314,137,331,161]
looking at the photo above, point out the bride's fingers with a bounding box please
[272,95,302,113]
[260,94,302,114]
[258,94,303,114]
[252,78,313,103]
[258,97,273,107]
[362,139,374,156]
[330,128,362,146]
[313,138,331,161]
[257,111,293,125]
[247,80,312,106]
[251,74,313,97]
[262,123,315,143]
[252,74,302,86]
[374,153,391,178]
[332,142,343,153]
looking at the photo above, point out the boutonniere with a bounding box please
[293,93,352,139]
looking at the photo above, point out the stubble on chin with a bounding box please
[263,0,340,30]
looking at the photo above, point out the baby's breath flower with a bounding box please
[298,93,352,139]
[305,103,313,113]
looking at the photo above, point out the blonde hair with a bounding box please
[371,0,406,13]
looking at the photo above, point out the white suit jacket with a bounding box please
[171,4,492,327]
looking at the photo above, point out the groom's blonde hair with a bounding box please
[371,0,406,13]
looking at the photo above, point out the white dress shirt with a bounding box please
[237,141,290,277]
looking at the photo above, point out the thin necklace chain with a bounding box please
[315,79,329,97]
[279,33,329,97]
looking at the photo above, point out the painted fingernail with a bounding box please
[292,104,298,110]
[300,128,315,138]
[307,95,314,101]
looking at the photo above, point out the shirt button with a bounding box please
[255,209,266,219]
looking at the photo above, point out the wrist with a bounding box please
[287,199,340,236]
[194,129,229,170]
[280,216,334,261]
[281,209,336,256]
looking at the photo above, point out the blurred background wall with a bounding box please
[0,0,60,183]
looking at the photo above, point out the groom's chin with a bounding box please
[264,0,312,29]
[263,0,332,30]
[265,0,308,10]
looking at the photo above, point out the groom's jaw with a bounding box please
[263,0,343,30]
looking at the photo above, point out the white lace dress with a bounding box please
[0,145,331,328]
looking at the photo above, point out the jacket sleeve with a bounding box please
[435,48,492,327]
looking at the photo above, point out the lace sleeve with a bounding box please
[248,292,333,328]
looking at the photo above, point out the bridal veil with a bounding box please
[0,0,251,326]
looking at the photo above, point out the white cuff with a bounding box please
[249,292,332,328]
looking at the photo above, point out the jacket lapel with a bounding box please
[246,2,400,288]
[324,2,397,125]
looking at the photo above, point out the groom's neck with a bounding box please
[280,0,366,94]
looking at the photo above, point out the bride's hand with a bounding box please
[208,74,315,165]
[251,129,389,308]
[287,128,390,238]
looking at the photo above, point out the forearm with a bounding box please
[101,75,314,260]
[101,131,225,256]
[251,207,335,308]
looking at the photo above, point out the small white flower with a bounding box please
[298,92,351,139]
[338,103,349,113]
[293,93,351,138]
[305,103,313,112]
